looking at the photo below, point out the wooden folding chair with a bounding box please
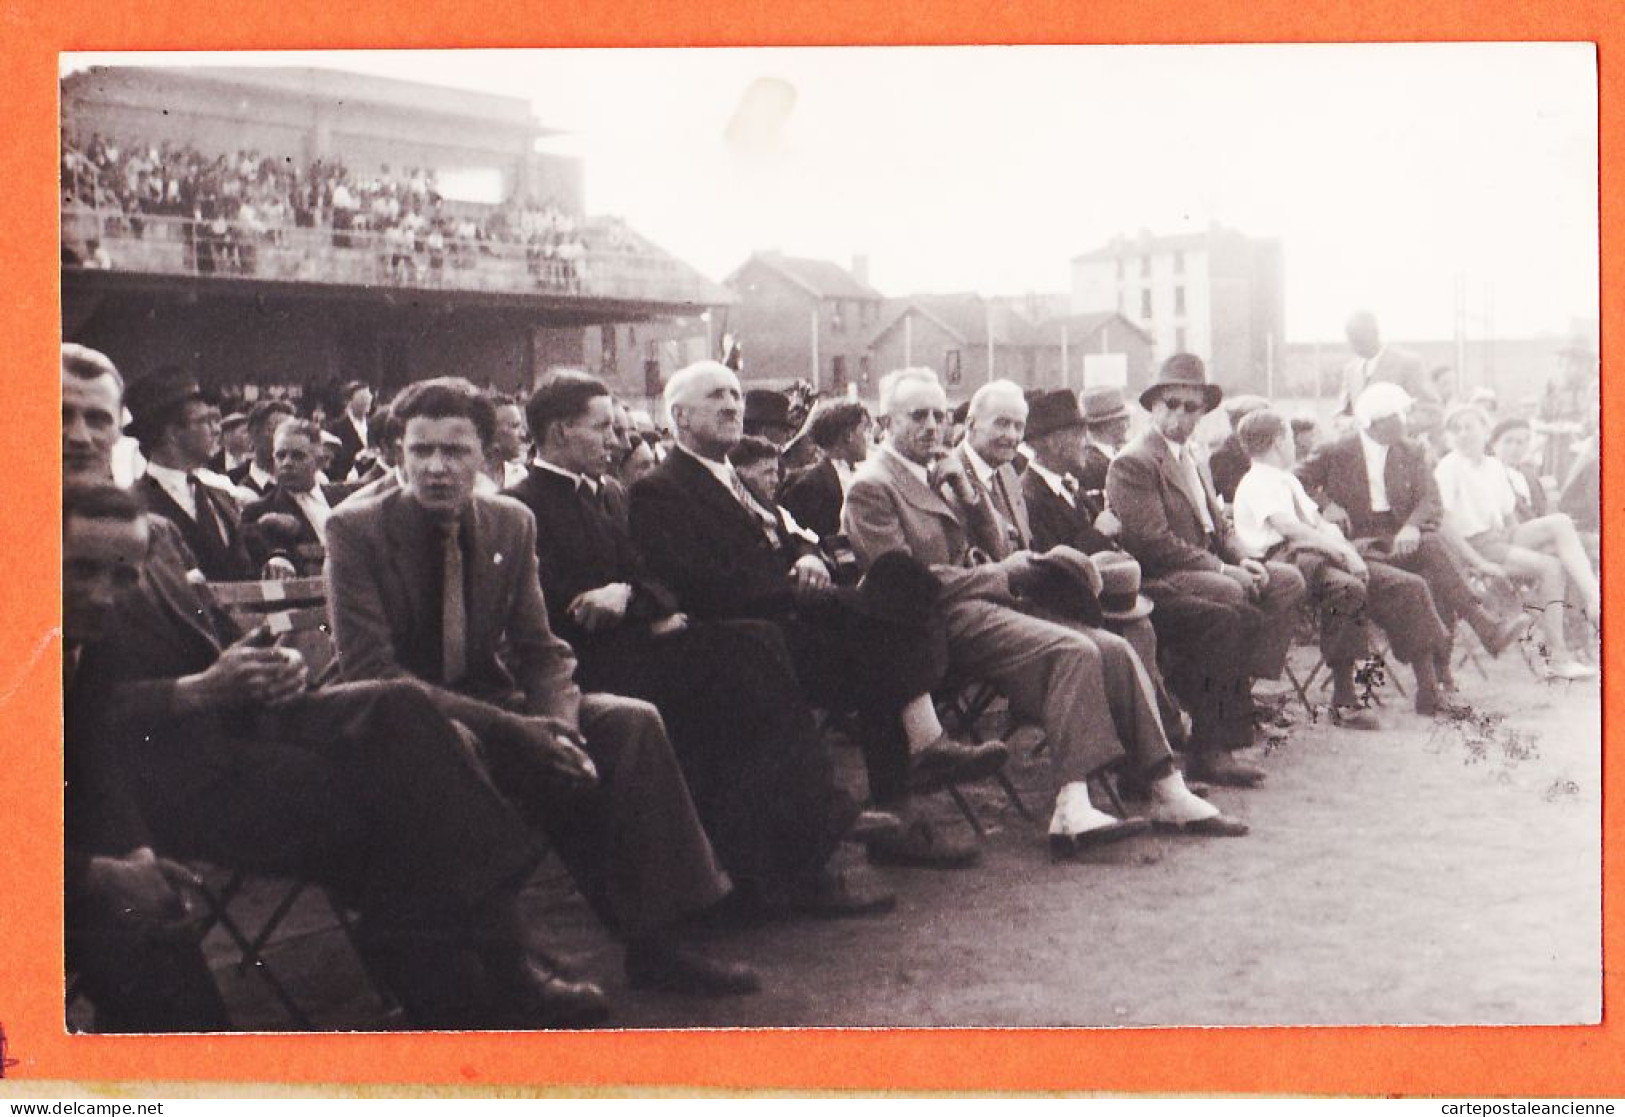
[208,575,338,684]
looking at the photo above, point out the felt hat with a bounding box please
[1079,387,1130,427]
[123,367,204,440]
[1092,551,1154,623]
[1138,353,1223,414]
[1025,390,1087,440]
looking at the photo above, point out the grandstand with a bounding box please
[61,66,731,404]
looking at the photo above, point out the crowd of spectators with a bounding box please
[62,132,598,289]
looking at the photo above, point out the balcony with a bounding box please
[61,207,731,311]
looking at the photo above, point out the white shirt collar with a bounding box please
[961,442,999,487]
[533,455,594,492]
[249,461,276,490]
[1151,428,1186,462]
[882,443,931,487]
[144,460,197,516]
[1358,429,1389,461]
[677,443,742,494]
[1026,459,1074,501]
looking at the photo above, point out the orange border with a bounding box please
[3,0,1617,1094]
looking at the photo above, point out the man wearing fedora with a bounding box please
[1075,386,1133,497]
[506,370,898,919]
[1108,353,1307,788]
[125,367,256,583]
[1023,389,1258,770]
[845,367,1245,853]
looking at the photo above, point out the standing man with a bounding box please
[1107,354,1307,787]
[1336,311,1427,418]
[325,380,373,482]
[507,371,895,917]
[1075,386,1133,495]
[844,367,1241,850]
[326,377,758,996]
[125,368,255,582]
[781,400,873,539]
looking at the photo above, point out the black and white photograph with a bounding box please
[58,44,1601,1034]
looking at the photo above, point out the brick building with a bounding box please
[721,252,885,392]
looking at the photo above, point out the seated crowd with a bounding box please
[61,336,1595,1032]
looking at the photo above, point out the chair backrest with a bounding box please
[208,576,336,681]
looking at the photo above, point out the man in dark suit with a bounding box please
[324,380,373,482]
[1295,382,1526,681]
[208,410,251,476]
[780,400,872,539]
[1107,354,1307,787]
[843,368,1239,849]
[1021,389,1256,769]
[1075,386,1132,496]
[125,369,256,582]
[326,377,757,997]
[241,419,359,576]
[65,350,606,1030]
[630,362,1003,869]
[228,399,296,496]
[507,373,894,918]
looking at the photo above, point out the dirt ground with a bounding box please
[195,639,1601,1031]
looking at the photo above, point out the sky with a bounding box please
[63,44,1599,342]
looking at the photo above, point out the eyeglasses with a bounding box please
[907,409,948,424]
[1160,398,1207,415]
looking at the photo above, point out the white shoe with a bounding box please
[1048,782,1148,857]
[1145,773,1220,826]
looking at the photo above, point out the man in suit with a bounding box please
[126,369,256,582]
[65,349,607,1030]
[208,410,251,476]
[1233,408,1460,721]
[629,362,1004,869]
[1295,382,1527,686]
[325,380,373,482]
[844,367,1241,851]
[780,400,872,539]
[1022,389,1256,770]
[241,419,360,576]
[1336,310,1429,418]
[326,376,758,997]
[1075,386,1132,495]
[1107,353,1307,787]
[507,372,895,918]
[228,399,296,496]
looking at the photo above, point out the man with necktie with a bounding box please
[126,368,255,582]
[1107,353,1307,787]
[325,376,759,999]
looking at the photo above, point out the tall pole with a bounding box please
[904,311,913,368]
[810,305,821,391]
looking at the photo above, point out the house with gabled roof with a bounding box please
[722,251,886,391]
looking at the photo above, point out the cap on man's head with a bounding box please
[220,411,248,432]
[122,367,204,439]
[1352,381,1414,428]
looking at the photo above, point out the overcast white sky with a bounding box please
[64,44,1598,342]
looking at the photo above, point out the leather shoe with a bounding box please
[625,942,761,997]
[845,809,903,844]
[1151,814,1250,837]
[499,956,611,1028]
[788,868,897,919]
[1329,703,1382,731]
[866,816,980,869]
[1480,613,1532,657]
[1048,817,1150,859]
[1186,751,1267,788]
[908,734,1009,794]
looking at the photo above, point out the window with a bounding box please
[1174,286,1186,315]
[859,354,872,385]
[945,349,963,385]
[832,355,848,390]
[1140,289,1153,319]
[1140,255,1151,278]
[1174,250,1185,275]
[830,301,845,334]
[600,324,618,375]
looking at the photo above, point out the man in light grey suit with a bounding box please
[842,368,1245,852]
[326,376,758,1001]
[1336,310,1429,417]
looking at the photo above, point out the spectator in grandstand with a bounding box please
[210,411,252,475]
[483,394,530,492]
[241,419,361,577]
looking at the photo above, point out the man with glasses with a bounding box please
[1107,353,1306,788]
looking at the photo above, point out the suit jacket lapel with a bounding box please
[672,449,763,539]
[382,490,433,641]
[995,463,1031,548]
[1148,433,1203,525]
[465,498,507,666]
[883,448,962,525]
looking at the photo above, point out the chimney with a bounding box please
[852,254,870,287]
